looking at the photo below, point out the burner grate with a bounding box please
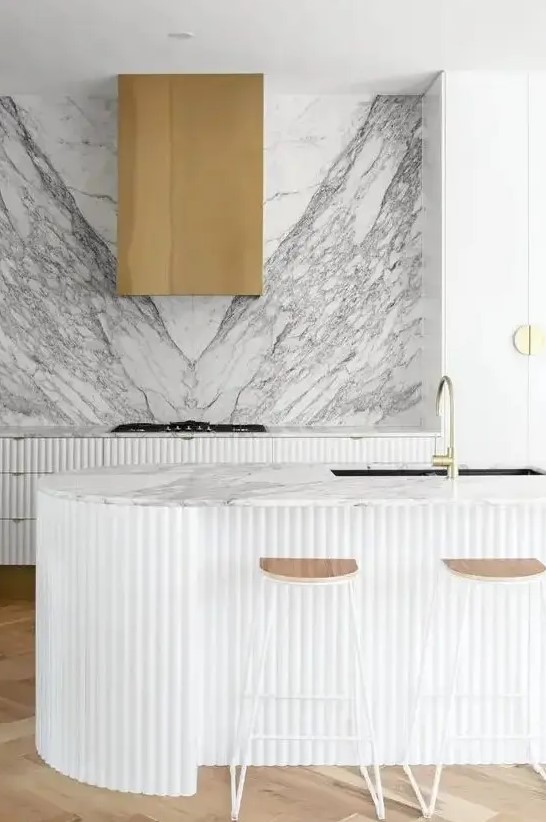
[110,421,267,433]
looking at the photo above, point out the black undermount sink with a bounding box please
[331,468,545,477]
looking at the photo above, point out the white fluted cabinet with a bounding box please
[0,432,438,564]
[36,464,546,796]
[0,437,103,564]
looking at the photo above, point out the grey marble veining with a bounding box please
[0,93,424,427]
[38,463,546,507]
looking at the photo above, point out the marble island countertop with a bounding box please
[37,463,546,507]
[0,425,437,439]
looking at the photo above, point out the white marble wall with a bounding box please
[0,92,424,426]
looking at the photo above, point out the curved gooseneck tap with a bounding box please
[432,375,458,479]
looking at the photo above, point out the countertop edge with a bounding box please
[0,428,440,439]
[36,463,546,508]
[37,488,546,508]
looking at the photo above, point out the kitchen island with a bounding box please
[36,464,546,795]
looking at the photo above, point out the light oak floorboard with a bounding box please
[1,602,546,821]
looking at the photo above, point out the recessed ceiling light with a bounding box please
[168,31,195,40]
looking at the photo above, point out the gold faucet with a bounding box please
[432,375,458,479]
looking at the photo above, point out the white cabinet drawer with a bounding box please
[0,473,51,518]
[272,436,439,463]
[0,519,35,564]
[0,438,104,473]
[0,473,43,518]
[103,436,273,466]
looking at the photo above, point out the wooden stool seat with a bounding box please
[259,557,358,584]
[443,558,546,582]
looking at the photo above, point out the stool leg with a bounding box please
[426,583,471,819]
[348,580,385,820]
[404,570,442,761]
[403,570,442,817]
[531,581,546,782]
[230,581,264,817]
[230,583,275,821]
[404,579,471,819]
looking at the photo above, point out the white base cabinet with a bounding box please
[37,494,546,794]
[0,434,438,564]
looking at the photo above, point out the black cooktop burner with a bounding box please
[170,420,211,432]
[110,421,267,433]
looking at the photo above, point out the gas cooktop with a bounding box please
[110,420,267,433]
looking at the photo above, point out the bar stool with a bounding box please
[230,557,385,821]
[403,557,546,819]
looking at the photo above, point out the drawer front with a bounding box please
[0,438,104,473]
[0,473,45,518]
[272,436,440,463]
[102,436,273,466]
[0,519,35,564]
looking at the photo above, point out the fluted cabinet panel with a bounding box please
[0,519,36,564]
[1,434,441,565]
[102,437,274,466]
[37,496,202,795]
[0,437,104,472]
[36,495,546,796]
[272,436,439,463]
[0,473,40,518]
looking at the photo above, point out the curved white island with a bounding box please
[37,464,546,796]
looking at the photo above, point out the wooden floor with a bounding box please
[1,602,546,821]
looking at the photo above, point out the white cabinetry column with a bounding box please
[443,72,530,466]
[528,73,546,464]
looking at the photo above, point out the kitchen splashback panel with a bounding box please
[0,93,424,426]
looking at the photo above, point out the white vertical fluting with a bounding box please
[36,494,202,795]
[200,502,546,768]
[102,436,274,466]
[0,437,105,563]
[37,495,546,795]
[0,437,105,472]
[0,519,36,563]
[0,433,441,565]
[0,472,51,518]
[36,495,546,795]
[272,435,439,463]
[0,433,438,472]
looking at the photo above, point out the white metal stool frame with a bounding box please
[403,560,546,820]
[230,567,385,821]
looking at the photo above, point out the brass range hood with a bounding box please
[117,74,264,297]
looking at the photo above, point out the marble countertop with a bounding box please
[37,463,546,507]
[0,425,437,439]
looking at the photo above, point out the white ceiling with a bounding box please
[2,0,546,95]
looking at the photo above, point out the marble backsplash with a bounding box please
[0,92,424,426]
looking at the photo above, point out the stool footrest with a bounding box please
[452,733,542,741]
[422,692,527,700]
[243,692,350,701]
[250,734,363,742]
